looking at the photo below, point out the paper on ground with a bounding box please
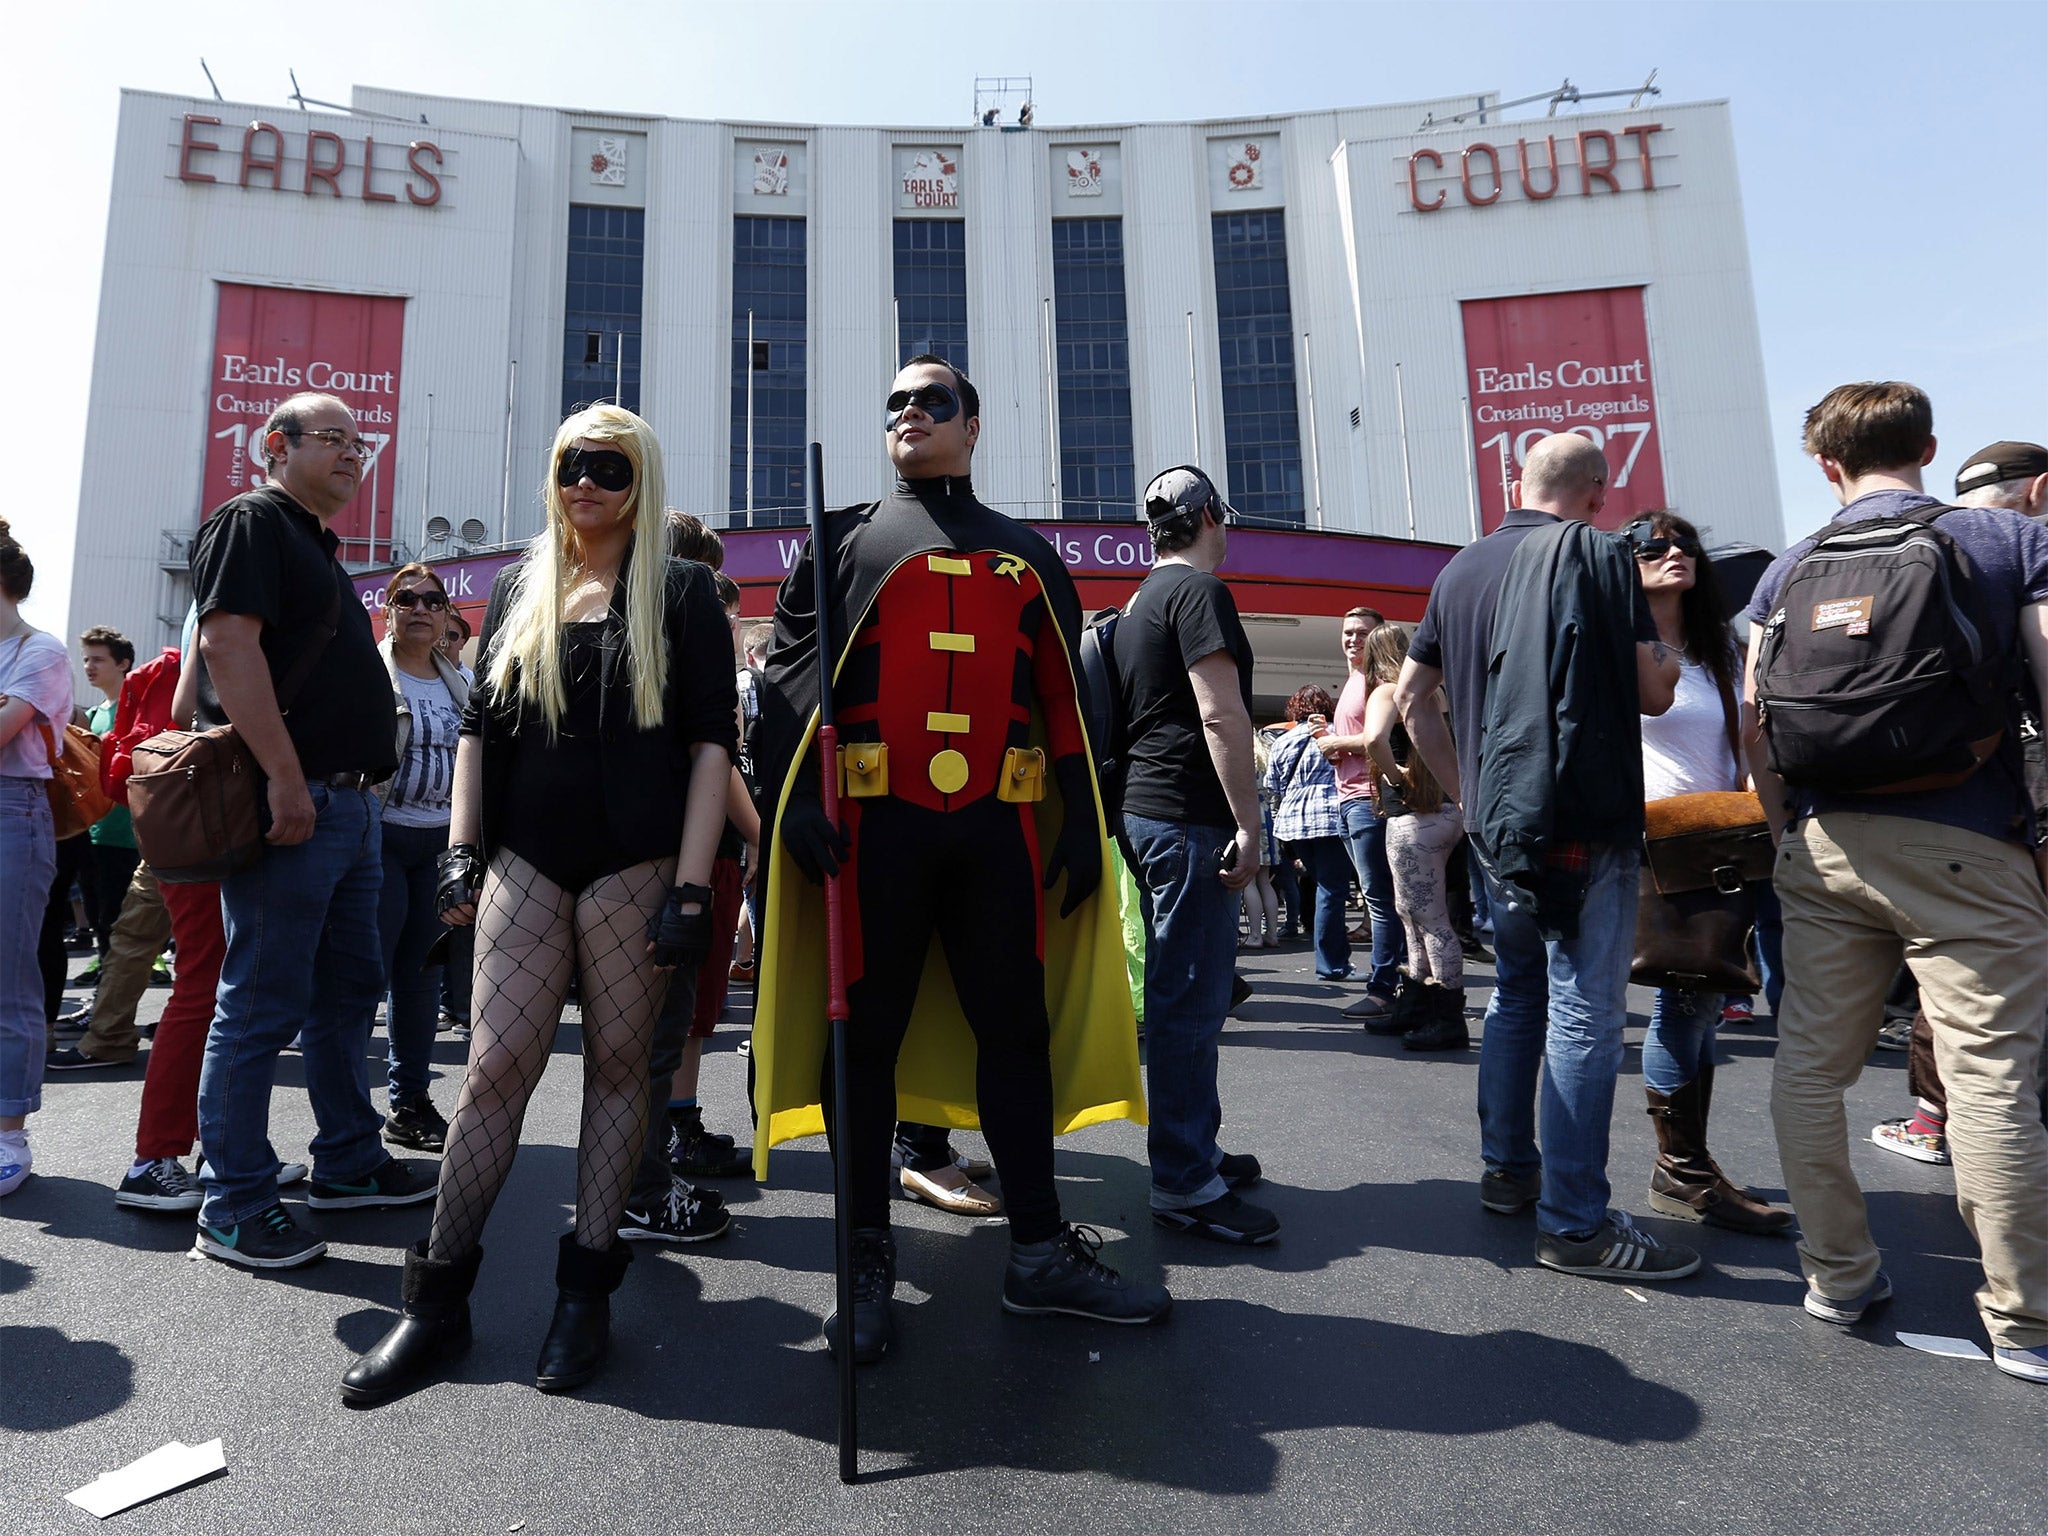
[66,1439,226,1519]
[1896,1332,1989,1362]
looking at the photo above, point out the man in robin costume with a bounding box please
[752,355,1169,1363]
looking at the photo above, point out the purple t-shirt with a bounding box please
[1745,489,2048,845]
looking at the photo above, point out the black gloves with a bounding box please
[781,794,850,885]
[435,843,486,917]
[1042,756,1103,918]
[646,882,717,968]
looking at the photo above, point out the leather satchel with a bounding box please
[37,720,115,840]
[1630,790,1774,993]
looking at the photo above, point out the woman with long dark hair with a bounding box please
[1628,511,1789,1235]
[343,405,736,1404]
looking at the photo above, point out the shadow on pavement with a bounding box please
[0,1326,134,1430]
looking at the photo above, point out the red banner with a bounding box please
[203,283,406,561]
[1460,286,1665,533]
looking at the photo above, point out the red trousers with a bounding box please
[134,880,225,1160]
[688,856,745,1038]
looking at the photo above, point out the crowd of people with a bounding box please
[1,372,2043,1402]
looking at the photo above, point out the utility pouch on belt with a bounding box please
[998,746,1046,803]
[838,742,889,798]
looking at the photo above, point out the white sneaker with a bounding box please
[0,1132,31,1197]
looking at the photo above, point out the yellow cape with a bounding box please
[749,600,1145,1180]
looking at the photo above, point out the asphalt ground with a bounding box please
[5,938,2045,1536]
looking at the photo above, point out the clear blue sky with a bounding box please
[8,0,2044,635]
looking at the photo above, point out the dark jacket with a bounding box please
[462,543,737,861]
[1471,518,1646,937]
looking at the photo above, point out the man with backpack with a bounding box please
[1746,383,2048,1384]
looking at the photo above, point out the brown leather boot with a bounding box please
[1646,1078,1793,1235]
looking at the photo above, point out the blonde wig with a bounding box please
[486,404,670,733]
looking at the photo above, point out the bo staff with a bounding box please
[808,440,859,1485]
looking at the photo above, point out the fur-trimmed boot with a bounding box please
[1646,1074,1793,1235]
[340,1241,483,1406]
[534,1233,633,1392]
[1401,979,1471,1051]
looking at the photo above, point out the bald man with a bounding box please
[1394,433,1695,1284]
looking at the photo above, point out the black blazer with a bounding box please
[462,542,738,861]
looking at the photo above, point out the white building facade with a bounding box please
[72,81,1778,667]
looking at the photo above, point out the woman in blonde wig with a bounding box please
[344,405,736,1404]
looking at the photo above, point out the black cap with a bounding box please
[1142,465,1236,525]
[1955,441,2048,497]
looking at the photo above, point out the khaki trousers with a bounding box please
[1772,812,2048,1350]
[79,865,171,1062]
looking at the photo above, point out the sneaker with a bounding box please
[53,1002,91,1036]
[149,961,174,987]
[1870,1116,1950,1166]
[68,960,102,988]
[1317,966,1357,983]
[197,1157,309,1188]
[666,1107,753,1178]
[305,1156,437,1210]
[1480,1167,1542,1215]
[0,1133,31,1197]
[1874,1018,1913,1053]
[1993,1344,2048,1383]
[1217,1151,1262,1189]
[1152,1190,1281,1245]
[64,924,94,952]
[1535,1211,1701,1282]
[46,1046,131,1072]
[619,1178,732,1243]
[1002,1224,1172,1323]
[1721,999,1754,1024]
[1802,1271,1892,1325]
[117,1157,204,1211]
[193,1203,326,1269]
[383,1097,450,1153]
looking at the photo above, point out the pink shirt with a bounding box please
[1332,668,1373,802]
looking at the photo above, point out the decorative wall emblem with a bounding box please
[1064,147,1104,196]
[589,135,627,186]
[901,149,959,209]
[752,147,790,195]
[1225,141,1263,191]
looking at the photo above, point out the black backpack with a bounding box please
[1077,606,1128,820]
[1753,504,2009,793]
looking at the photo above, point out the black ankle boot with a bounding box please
[1402,980,1472,1051]
[340,1241,483,1406]
[823,1227,897,1365]
[534,1232,632,1393]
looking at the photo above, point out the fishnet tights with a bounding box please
[427,848,676,1260]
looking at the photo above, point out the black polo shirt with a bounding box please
[189,486,397,780]
[1410,507,1655,800]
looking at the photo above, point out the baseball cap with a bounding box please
[1955,441,2048,497]
[1143,465,1236,525]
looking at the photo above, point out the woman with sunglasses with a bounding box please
[344,405,735,1404]
[373,564,470,1152]
[1629,512,1790,1235]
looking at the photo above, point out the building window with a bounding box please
[560,205,644,418]
[729,215,808,527]
[893,219,968,374]
[1051,218,1136,523]
[1210,210,1305,524]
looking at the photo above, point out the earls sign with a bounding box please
[173,113,445,206]
[1405,123,1665,213]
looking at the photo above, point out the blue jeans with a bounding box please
[1296,835,1353,978]
[1475,841,1639,1238]
[199,784,389,1227]
[1340,799,1404,995]
[1751,880,1784,1017]
[1642,987,1723,1095]
[1122,813,1237,1209]
[1,778,56,1117]
[377,817,449,1102]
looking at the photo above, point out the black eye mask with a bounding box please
[885,383,961,431]
[556,447,635,492]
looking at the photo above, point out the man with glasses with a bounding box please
[186,391,435,1271]
[1394,432,1695,1284]
[753,355,1167,1364]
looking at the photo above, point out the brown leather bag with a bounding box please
[128,583,340,884]
[37,721,115,840]
[1630,790,1774,993]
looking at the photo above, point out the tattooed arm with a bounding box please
[1636,635,1679,716]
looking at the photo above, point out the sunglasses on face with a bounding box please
[555,447,635,493]
[389,589,448,612]
[885,383,961,430]
[1631,533,1702,561]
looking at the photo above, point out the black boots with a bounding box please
[1402,980,1471,1051]
[535,1232,633,1392]
[1361,970,1425,1036]
[824,1226,897,1365]
[340,1241,483,1406]
[1645,1067,1793,1235]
